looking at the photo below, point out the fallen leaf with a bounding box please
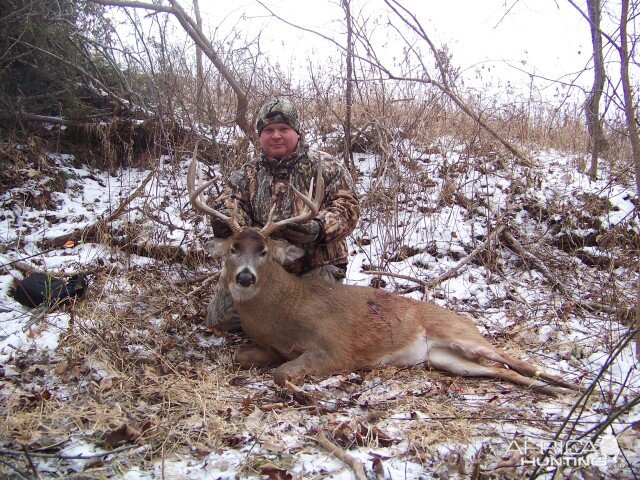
[245,407,263,431]
[192,446,211,457]
[99,377,114,389]
[104,423,142,449]
[14,431,41,445]
[261,464,292,480]
[221,433,247,447]
[357,423,397,447]
[372,456,386,479]
[84,457,105,469]
[496,450,521,469]
[55,360,82,382]
[291,390,316,406]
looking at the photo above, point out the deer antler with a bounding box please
[261,157,325,237]
[187,142,242,234]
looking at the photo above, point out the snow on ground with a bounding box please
[1,145,639,478]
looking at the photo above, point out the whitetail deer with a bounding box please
[188,156,581,396]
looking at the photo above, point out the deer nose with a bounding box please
[235,269,256,287]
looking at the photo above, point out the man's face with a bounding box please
[259,123,300,158]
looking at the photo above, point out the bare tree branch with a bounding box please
[256,0,532,166]
[0,0,44,25]
[567,0,622,54]
[10,37,134,115]
[88,0,251,135]
[381,0,533,165]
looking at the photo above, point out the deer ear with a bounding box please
[272,240,305,264]
[204,238,228,258]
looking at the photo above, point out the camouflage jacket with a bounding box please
[210,142,360,274]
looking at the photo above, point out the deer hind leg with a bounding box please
[449,340,582,392]
[235,344,284,369]
[427,348,573,396]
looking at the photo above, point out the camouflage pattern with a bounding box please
[256,97,300,134]
[209,140,360,274]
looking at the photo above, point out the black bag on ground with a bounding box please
[11,272,88,308]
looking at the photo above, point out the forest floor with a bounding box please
[1,139,639,479]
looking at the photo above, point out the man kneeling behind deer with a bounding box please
[189,156,580,396]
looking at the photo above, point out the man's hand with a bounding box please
[281,219,324,244]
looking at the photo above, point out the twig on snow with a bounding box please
[501,228,567,295]
[22,445,41,480]
[284,380,307,394]
[421,224,506,297]
[365,224,506,301]
[0,457,30,480]
[0,444,139,459]
[41,169,155,249]
[364,270,428,287]
[310,432,368,480]
[186,272,220,297]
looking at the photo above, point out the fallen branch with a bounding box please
[0,444,138,459]
[501,228,567,295]
[311,432,368,480]
[22,446,40,480]
[0,458,30,480]
[365,224,506,300]
[5,111,80,127]
[186,272,219,297]
[503,228,635,325]
[113,241,201,266]
[0,257,39,274]
[41,169,155,249]
[422,224,506,295]
[364,270,427,287]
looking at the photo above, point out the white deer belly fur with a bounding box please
[378,330,434,366]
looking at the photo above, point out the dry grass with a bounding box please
[2,225,636,477]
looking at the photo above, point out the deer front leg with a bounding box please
[235,344,285,369]
[273,349,338,387]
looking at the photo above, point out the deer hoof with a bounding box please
[274,368,291,387]
[274,366,304,387]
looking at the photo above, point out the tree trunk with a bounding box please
[342,0,355,175]
[619,0,640,357]
[586,0,606,180]
[193,0,204,125]
[619,0,640,197]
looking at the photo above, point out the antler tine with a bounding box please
[261,157,325,236]
[187,145,242,233]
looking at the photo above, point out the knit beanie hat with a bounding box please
[256,97,300,134]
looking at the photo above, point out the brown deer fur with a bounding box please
[206,228,581,396]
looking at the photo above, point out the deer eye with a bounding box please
[230,246,237,255]
[259,249,268,258]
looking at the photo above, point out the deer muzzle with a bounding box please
[235,268,257,288]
